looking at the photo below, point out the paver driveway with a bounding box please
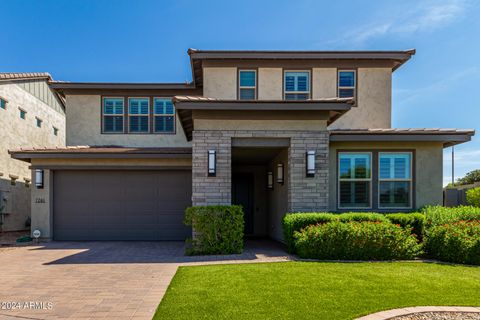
[0,240,290,320]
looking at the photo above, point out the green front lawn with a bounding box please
[154,261,480,320]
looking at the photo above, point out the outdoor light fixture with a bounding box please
[277,163,284,185]
[267,171,274,190]
[35,169,44,189]
[208,150,216,176]
[306,150,316,177]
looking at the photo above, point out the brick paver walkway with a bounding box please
[0,240,291,320]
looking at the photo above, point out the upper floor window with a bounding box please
[379,152,412,208]
[0,97,7,109]
[19,108,26,120]
[103,97,124,133]
[53,126,59,136]
[154,98,175,133]
[284,71,310,100]
[36,117,43,128]
[338,70,356,98]
[338,152,371,209]
[128,98,149,133]
[238,70,256,100]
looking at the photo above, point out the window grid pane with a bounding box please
[338,153,371,208]
[154,99,174,115]
[239,71,256,87]
[240,88,256,100]
[104,116,123,133]
[154,116,175,133]
[103,98,124,115]
[338,71,355,98]
[129,98,149,115]
[379,153,412,208]
[284,72,310,101]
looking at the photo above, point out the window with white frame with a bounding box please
[379,152,412,208]
[103,97,124,133]
[238,70,256,100]
[284,71,310,100]
[338,70,356,98]
[128,98,149,133]
[154,98,175,133]
[338,153,371,208]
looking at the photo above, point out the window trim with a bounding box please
[238,69,257,100]
[102,96,125,134]
[378,152,413,209]
[337,69,357,102]
[153,97,176,134]
[283,69,311,100]
[18,107,27,120]
[337,151,373,210]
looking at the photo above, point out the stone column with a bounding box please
[288,131,329,212]
[191,130,232,206]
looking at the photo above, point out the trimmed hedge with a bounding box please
[423,205,480,228]
[282,212,388,253]
[425,220,480,265]
[294,221,422,261]
[184,205,244,255]
[384,213,425,241]
[282,212,422,253]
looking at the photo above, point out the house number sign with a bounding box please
[35,198,46,203]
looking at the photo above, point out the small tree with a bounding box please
[467,187,480,207]
[456,169,480,186]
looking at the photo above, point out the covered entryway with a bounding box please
[53,170,192,241]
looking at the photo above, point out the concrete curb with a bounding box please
[355,306,480,319]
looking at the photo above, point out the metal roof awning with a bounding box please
[330,129,475,147]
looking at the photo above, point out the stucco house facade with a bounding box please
[0,73,65,232]
[10,49,474,241]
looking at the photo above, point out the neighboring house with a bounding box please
[10,49,474,241]
[0,73,65,232]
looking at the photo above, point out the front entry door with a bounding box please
[232,173,254,235]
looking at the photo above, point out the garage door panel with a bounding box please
[53,170,192,241]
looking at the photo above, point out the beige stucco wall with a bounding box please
[203,67,237,99]
[329,68,391,129]
[258,68,283,100]
[328,141,444,211]
[0,82,65,231]
[65,95,190,147]
[312,68,337,99]
[194,119,328,131]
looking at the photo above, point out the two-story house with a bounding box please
[0,73,65,232]
[10,49,474,241]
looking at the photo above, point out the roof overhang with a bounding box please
[330,129,475,147]
[188,49,415,86]
[173,97,354,141]
[9,147,192,163]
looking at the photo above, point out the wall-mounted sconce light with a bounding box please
[35,169,44,189]
[306,150,316,177]
[277,163,284,185]
[267,171,274,190]
[208,150,216,177]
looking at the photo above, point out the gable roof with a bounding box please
[0,72,52,82]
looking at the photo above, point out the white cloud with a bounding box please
[327,0,468,47]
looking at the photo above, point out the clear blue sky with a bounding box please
[1,0,479,185]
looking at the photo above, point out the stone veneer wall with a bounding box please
[192,130,329,212]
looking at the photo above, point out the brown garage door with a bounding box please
[53,170,192,241]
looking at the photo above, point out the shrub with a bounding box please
[384,213,425,240]
[425,221,480,265]
[423,206,480,228]
[466,187,480,207]
[294,221,422,260]
[184,205,244,255]
[282,212,387,253]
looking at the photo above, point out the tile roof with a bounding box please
[172,95,354,104]
[9,146,192,154]
[0,72,52,81]
[330,128,475,135]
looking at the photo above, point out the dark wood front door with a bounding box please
[232,173,254,235]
